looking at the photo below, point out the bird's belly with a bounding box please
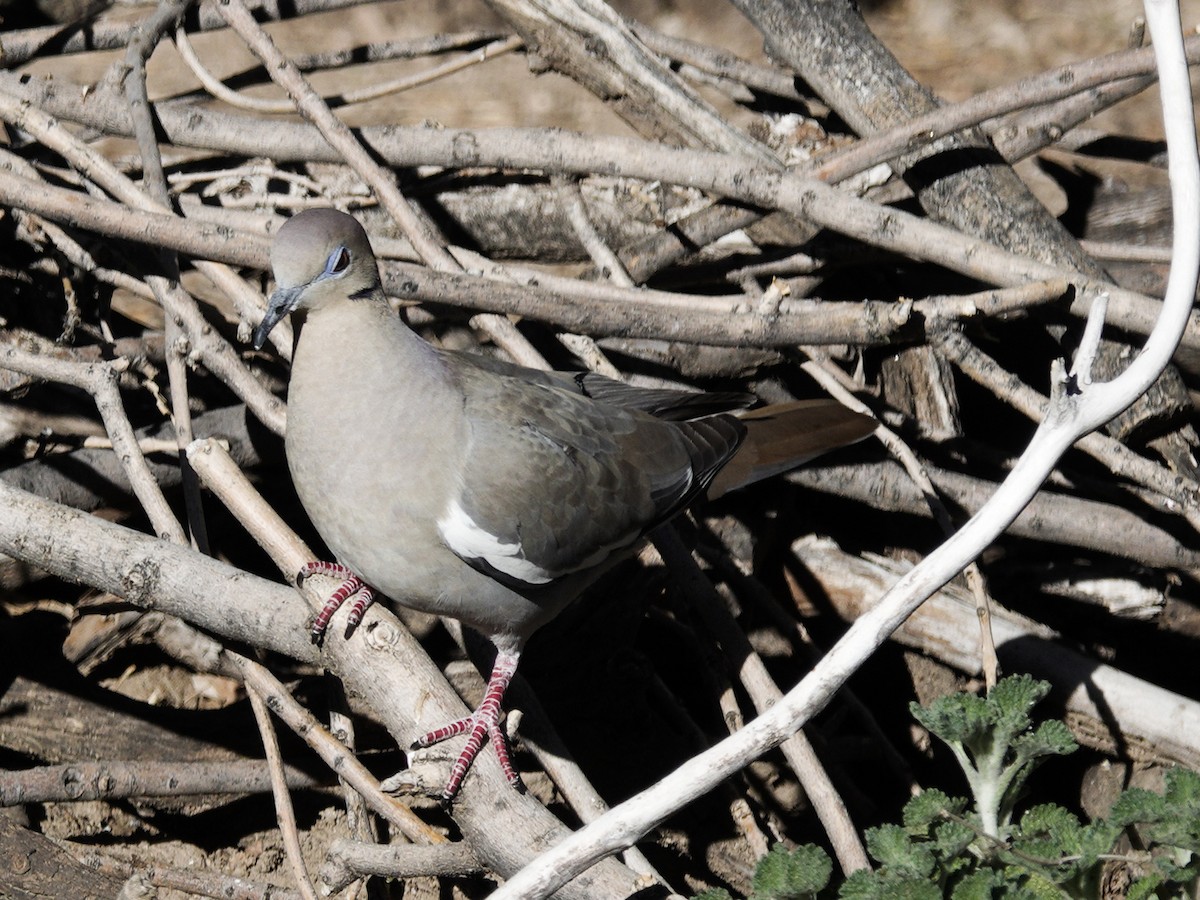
[285,419,558,642]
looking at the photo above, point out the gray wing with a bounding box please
[436,366,744,592]
[571,372,755,420]
[447,349,754,419]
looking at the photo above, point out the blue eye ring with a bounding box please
[325,246,351,276]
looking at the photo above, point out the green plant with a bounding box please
[692,675,1200,899]
[754,843,834,898]
[695,843,833,900]
[908,675,1077,838]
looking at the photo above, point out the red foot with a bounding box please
[414,651,521,802]
[297,561,376,643]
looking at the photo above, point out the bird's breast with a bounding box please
[284,313,466,600]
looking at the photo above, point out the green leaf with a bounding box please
[1073,820,1123,871]
[948,868,1006,900]
[1017,870,1070,899]
[751,844,834,899]
[1109,770,1200,855]
[865,825,934,878]
[1010,720,1077,763]
[842,680,1200,900]
[1154,768,1200,849]
[837,868,880,899]
[986,676,1049,744]
[1125,872,1165,900]
[1018,803,1080,844]
[903,789,967,832]
[1009,804,1087,882]
[933,820,976,863]
[838,869,942,900]
[1152,857,1200,891]
[692,890,735,900]
[1162,766,1200,809]
[911,693,992,748]
[1109,787,1166,827]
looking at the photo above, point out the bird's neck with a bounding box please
[290,297,453,414]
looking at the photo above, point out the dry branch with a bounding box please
[793,536,1200,772]
[788,459,1200,572]
[0,820,129,898]
[0,759,324,805]
[2,72,1196,361]
[321,840,481,893]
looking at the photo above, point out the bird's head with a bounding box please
[253,208,382,349]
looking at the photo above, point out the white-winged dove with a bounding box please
[254,208,874,802]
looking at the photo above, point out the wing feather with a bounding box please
[437,365,744,591]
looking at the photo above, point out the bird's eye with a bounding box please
[327,247,351,274]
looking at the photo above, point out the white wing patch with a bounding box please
[437,499,555,585]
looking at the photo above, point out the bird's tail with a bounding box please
[706,399,875,499]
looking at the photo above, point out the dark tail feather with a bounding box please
[706,399,875,499]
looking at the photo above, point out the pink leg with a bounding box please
[414,651,521,802]
[297,561,376,643]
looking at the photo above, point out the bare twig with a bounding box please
[788,458,1200,570]
[321,841,480,893]
[0,759,322,806]
[174,23,294,114]
[222,646,447,846]
[0,0,371,66]
[935,330,1200,533]
[7,75,1190,362]
[0,347,184,543]
[0,87,294,374]
[795,354,1000,687]
[814,35,1200,185]
[323,683,376,900]
[551,176,628,377]
[653,527,870,875]
[246,684,321,900]
[108,0,191,205]
[484,0,776,161]
[175,25,522,113]
[792,536,1200,770]
[73,849,305,900]
[343,34,524,104]
[631,22,812,106]
[217,0,455,271]
[554,176,635,288]
[2,71,1195,364]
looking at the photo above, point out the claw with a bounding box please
[298,561,375,643]
[414,651,521,802]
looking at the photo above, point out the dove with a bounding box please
[254,208,873,801]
